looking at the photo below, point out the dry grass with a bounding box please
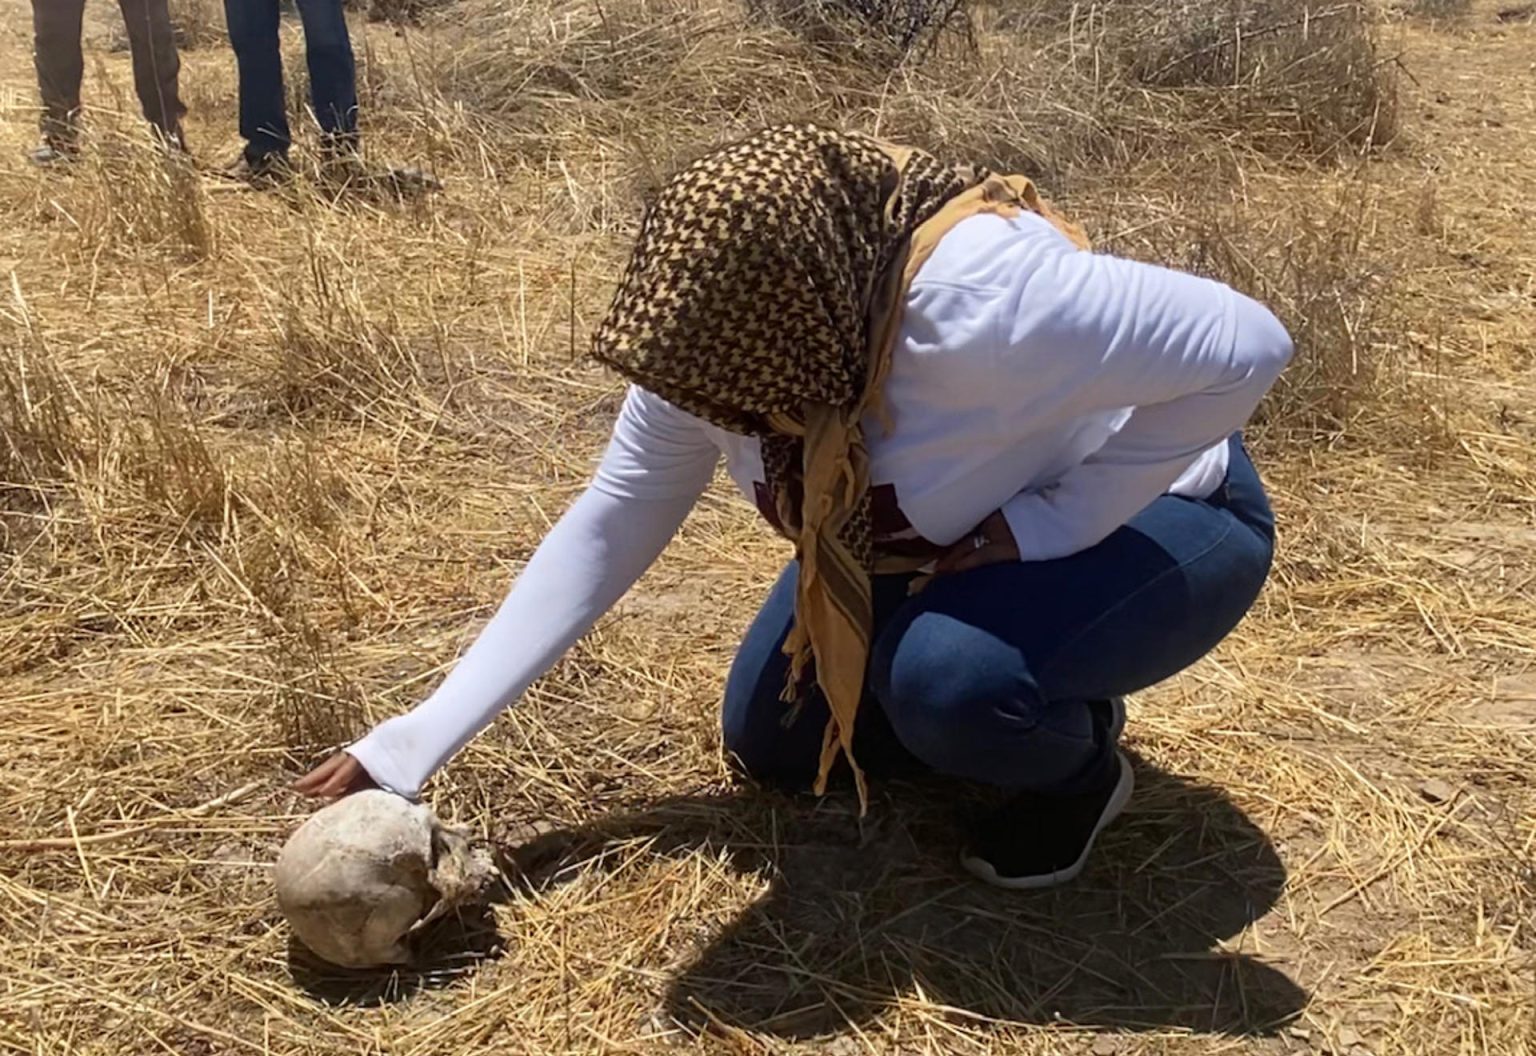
[169,0,229,49]
[421,0,1398,176]
[103,0,227,51]
[1388,0,1475,21]
[2,0,1534,1054]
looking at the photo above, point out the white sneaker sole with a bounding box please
[960,752,1135,891]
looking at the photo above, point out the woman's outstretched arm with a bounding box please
[304,388,719,799]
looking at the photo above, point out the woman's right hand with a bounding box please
[292,752,378,800]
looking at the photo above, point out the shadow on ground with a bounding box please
[282,751,1305,1029]
[285,903,507,1007]
[501,750,1307,1041]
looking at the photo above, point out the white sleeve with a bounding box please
[346,388,718,798]
[997,241,1293,562]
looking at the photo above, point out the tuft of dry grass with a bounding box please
[745,0,972,65]
[0,316,89,498]
[2,0,1534,1054]
[71,131,215,261]
[1096,172,1447,449]
[169,0,229,48]
[1388,0,1474,20]
[1116,0,1399,154]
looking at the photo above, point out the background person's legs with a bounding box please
[870,435,1275,795]
[116,0,187,146]
[294,0,358,152]
[31,0,89,152]
[223,0,290,161]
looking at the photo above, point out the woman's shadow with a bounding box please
[500,750,1308,1041]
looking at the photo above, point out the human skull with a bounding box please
[275,790,498,969]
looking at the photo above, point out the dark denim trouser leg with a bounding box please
[722,570,926,791]
[723,435,1275,796]
[295,0,358,144]
[224,0,290,158]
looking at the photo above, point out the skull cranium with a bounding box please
[275,790,498,969]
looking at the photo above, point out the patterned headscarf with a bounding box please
[593,124,1087,808]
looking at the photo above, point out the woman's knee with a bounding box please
[721,639,782,763]
[719,692,819,789]
[871,611,1033,774]
[872,612,1103,787]
[720,564,821,785]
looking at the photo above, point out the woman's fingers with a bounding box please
[943,542,1017,575]
[935,512,1020,575]
[935,536,982,574]
[292,753,346,794]
[293,752,375,799]
[933,541,969,574]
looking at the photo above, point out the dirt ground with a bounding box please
[0,0,1532,1054]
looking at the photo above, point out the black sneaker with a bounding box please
[961,751,1134,889]
[1092,696,1127,743]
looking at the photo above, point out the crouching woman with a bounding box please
[298,125,1293,890]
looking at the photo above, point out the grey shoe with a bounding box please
[222,150,291,188]
[317,155,443,200]
[28,140,77,166]
[376,163,442,198]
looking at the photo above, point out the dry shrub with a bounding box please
[0,330,88,500]
[269,304,427,420]
[1385,0,1471,20]
[426,0,754,115]
[1101,176,1444,450]
[266,621,367,751]
[25,63,212,260]
[424,0,1398,184]
[49,380,365,748]
[973,0,1397,162]
[201,433,359,643]
[1118,0,1398,155]
[262,244,433,421]
[745,0,971,64]
[127,394,230,536]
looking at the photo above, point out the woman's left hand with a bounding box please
[934,510,1019,575]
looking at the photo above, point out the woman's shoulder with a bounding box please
[613,386,716,446]
[914,210,1082,293]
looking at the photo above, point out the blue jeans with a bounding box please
[223,0,357,159]
[722,435,1276,795]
